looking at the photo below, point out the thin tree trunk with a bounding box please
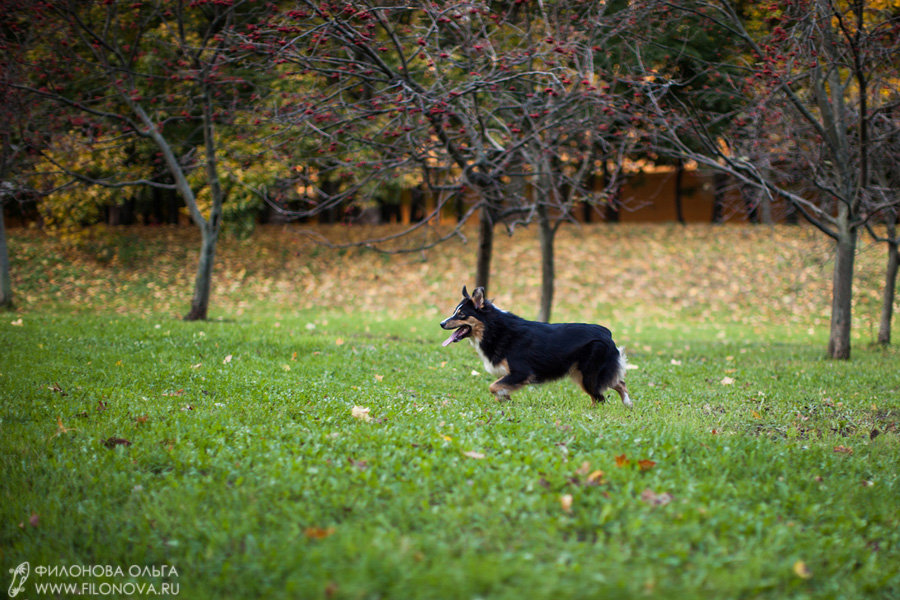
[711,171,727,224]
[184,87,224,321]
[674,159,685,224]
[537,203,554,322]
[828,224,856,359]
[877,217,899,345]
[0,201,12,310]
[475,205,493,291]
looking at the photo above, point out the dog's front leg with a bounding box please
[489,373,529,402]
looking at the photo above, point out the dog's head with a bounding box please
[440,285,489,347]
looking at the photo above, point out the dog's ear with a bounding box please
[472,287,486,310]
[461,285,470,299]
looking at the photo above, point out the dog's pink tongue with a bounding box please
[442,332,457,347]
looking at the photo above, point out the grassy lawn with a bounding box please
[2,224,899,599]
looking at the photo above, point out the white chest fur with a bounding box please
[470,339,509,377]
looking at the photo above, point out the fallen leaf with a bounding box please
[11,318,23,326]
[48,382,66,395]
[223,354,233,364]
[463,451,485,459]
[586,470,605,485]
[670,359,682,366]
[102,437,133,448]
[615,454,629,467]
[135,415,149,424]
[575,461,591,476]
[793,560,812,579]
[751,410,761,419]
[55,417,76,436]
[560,494,573,513]
[640,489,673,506]
[282,364,291,371]
[304,526,336,539]
[638,459,657,471]
[335,338,344,346]
[720,376,735,385]
[833,445,853,455]
[374,374,384,381]
[351,406,372,422]
[191,363,202,369]
[29,512,39,527]
[470,370,480,376]
[441,434,452,442]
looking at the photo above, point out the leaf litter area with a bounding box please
[7,223,894,330]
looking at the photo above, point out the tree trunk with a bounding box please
[475,205,493,291]
[184,88,225,321]
[711,171,727,224]
[674,159,686,225]
[0,202,13,310]
[827,226,857,359]
[877,217,899,345]
[537,203,554,322]
[184,222,219,320]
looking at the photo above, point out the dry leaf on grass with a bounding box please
[102,437,132,448]
[351,406,372,422]
[640,489,673,506]
[304,526,335,539]
[793,561,812,579]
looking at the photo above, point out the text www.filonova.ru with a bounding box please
[8,563,179,597]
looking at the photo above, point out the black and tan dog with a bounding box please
[441,286,632,407]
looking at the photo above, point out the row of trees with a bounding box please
[1,0,898,359]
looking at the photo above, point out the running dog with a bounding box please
[440,286,632,407]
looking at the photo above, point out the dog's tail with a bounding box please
[615,347,632,408]
[616,347,628,382]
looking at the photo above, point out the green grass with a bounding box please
[2,225,899,599]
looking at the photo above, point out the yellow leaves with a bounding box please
[335,338,344,346]
[833,445,853,455]
[10,318,23,327]
[559,494,573,513]
[720,376,735,386]
[351,406,372,422]
[793,560,812,580]
[615,454,629,468]
[223,354,233,364]
[587,470,606,485]
[462,451,485,459]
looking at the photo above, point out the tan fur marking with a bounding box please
[468,318,485,342]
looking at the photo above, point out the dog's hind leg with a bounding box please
[613,380,632,408]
